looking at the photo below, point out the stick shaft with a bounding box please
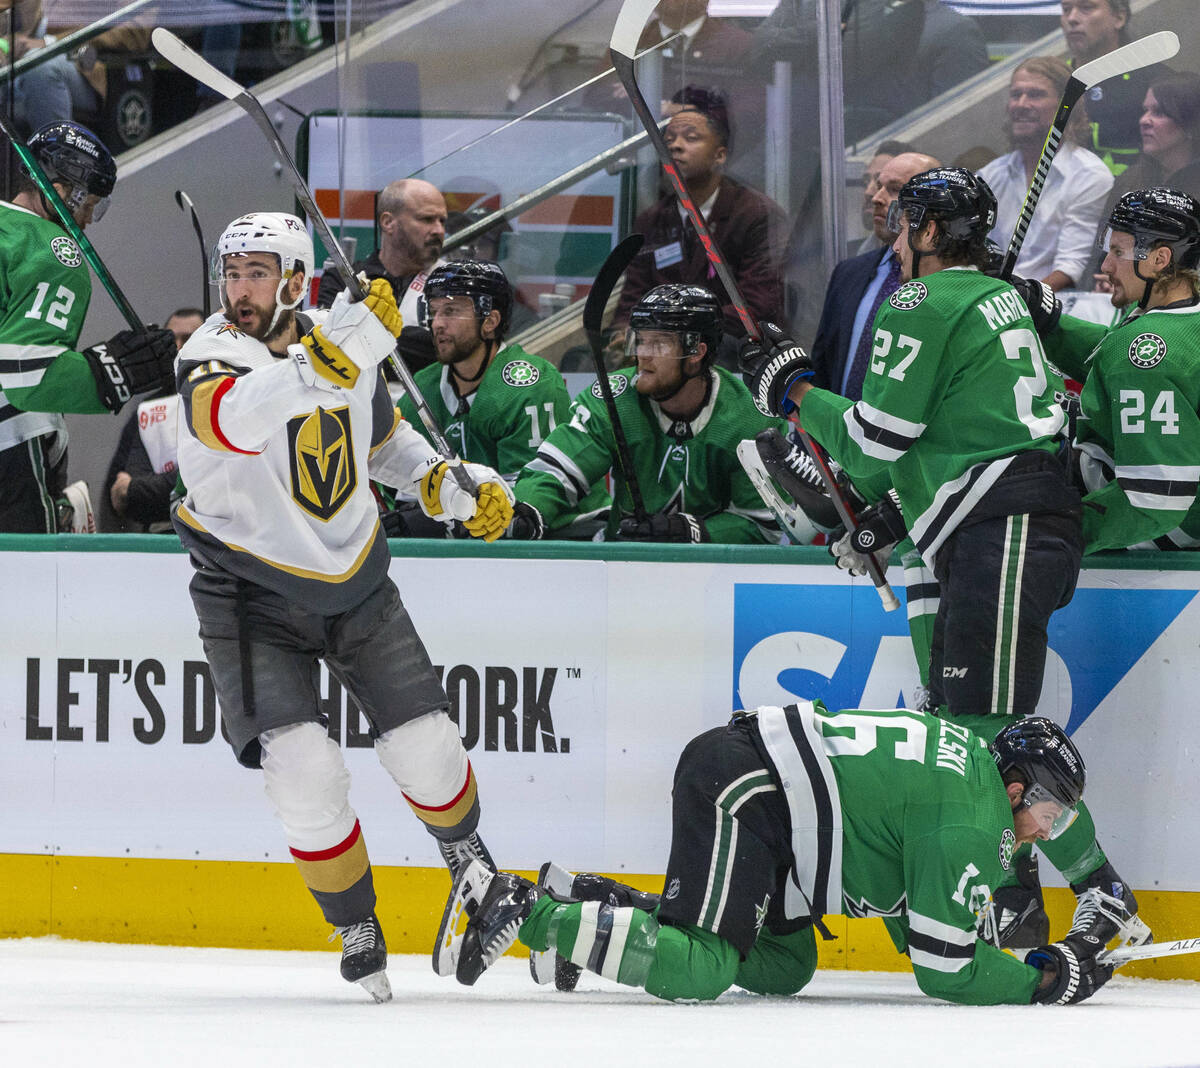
[1101,935,1200,967]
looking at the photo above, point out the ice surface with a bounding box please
[2,939,1198,1067]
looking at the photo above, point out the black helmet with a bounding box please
[422,259,513,339]
[628,283,723,360]
[890,167,998,245]
[991,717,1086,812]
[1104,188,1200,270]
[27,121,116,199]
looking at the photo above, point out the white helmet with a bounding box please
[211,211,315,333]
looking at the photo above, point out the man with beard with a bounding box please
[316,177,448,373]
[174,212,513,1001]
[978,57,1114,292]
[509,284,783,543]
[390,260,608,538]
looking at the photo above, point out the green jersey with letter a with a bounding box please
[0,201,107,451]
[1048,305,1200,552]
[513,365,784,543]
[782,703,1040,1005]
[797,268,1066,567]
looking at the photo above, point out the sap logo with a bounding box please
[732,582,1195,732]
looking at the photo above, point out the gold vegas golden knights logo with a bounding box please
[286,406,357,520]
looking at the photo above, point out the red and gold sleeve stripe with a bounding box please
[186,375,261,455]
[404,762,478,830]
[289,820,370,894]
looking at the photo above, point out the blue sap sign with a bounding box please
[732,582,1194,733]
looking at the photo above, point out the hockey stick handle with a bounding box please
[151,28,475,495]
[1099,935,1200,967]
[0,111,144,331]
[175,190,211,317]
[583,234,648,523]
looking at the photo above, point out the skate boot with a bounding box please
[330,912,391,1003]
[530,863,661,991]
[438,830,496,883]
[990,853,1050,952]
[753,429,843,532]
[1067,859,1152,952]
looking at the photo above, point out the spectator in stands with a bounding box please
[103,308,204,532]
[11,1,151,136]
[611,90,787,369]
[978,57,1113,292]
[316,177,448,374]
[855,139,918,254]
[810,151,939,398]
[1061,0,1167,178]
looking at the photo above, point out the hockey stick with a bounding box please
[584,233,649,523]
[1000,30,1179,279]
[610,0,898,608]
[175,189,211,317]
[151,28,474,494]
[1100,934,1200,968]
[0,110,144,331]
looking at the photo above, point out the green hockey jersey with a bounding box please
[798,268,1067,568]
[0,201,106,451]
[513,365,785,543]
[756,702,1040,1005]
[1049,304,1200,552]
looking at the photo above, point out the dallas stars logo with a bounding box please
[1128,332,1167,369]
[50,235,82,269]
[754,893,770,932]
[998,828,1016,871]
[890,280,927,310]
[501,359,540,387]
[591,373,628,400]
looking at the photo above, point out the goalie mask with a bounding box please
[26,121,116,224]
[211,212,315,334]
[626,283,723,366]
[991,717,1085,840]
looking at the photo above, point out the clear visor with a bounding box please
[61,183,109,224]
[626,328,695,362]
[418,294,488,329]
[1021,781,1078,840]
[885,199,905,235]
[1098,228,1150,261]
[209,250,289,286]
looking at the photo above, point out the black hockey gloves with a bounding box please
[1028,941,1114,1005]
[738,321,813,417]
[1009,276,1062,338]
[507,502,545,540]
[83,326,177,413]
[616,511,710,543]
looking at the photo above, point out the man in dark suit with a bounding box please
[810,151,937,398]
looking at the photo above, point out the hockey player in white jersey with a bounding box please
[174,212,513,1002]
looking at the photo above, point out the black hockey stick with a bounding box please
[610,0,897,608]
[583,233,649,524]
[0,110,144,331]
[175,189,211,317]
[151,28,474,494]
[1000,30,1178,279]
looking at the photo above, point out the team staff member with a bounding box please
[174,212,512,1002]
[509,284,783,544]
[442,712,1114,1007]
[0,120,175,532]
[392,260,608,537]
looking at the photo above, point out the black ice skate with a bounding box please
[1068,860,1152,952]
[330,912,391,1003]
[438,830,496,883]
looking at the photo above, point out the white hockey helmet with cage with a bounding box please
[212,212,315,332]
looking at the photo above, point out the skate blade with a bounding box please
[530,947,556,985]
[357,970,392,1003]
[1119,915,1154,949]
[529,861,577,986]
[433,858,493,977]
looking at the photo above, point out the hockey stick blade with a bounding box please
[584,233,643,340]
[1100,934,1200,968]
[1072,30,1178,90]
[175,189,211,317]
[152,28,474,493]
[737,440,822,546]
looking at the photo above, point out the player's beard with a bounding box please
[434,330,481,367]
[635,359,686,401]
[230,296,292,343]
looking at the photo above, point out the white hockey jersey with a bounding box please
[174,310,438,613]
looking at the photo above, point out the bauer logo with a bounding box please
[731,582,1195,734]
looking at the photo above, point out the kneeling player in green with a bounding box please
[437,710,1115,1006]
[389,259,608,537]
[509,284,785,543]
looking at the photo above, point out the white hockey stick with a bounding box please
[1100,934,1200,968]
[151,27,474,493]
[1001,30,1179,278]
[610,0,899,610]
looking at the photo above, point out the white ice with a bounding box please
[2,939,1198,1068]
